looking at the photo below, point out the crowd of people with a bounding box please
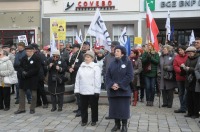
[0,38,200,132]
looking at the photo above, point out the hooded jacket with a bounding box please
[74,62,101,95]
[0,56,15,87]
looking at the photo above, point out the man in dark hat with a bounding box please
[82,41,90,54]
[14,45,41,114]
[68,44,84,117]
[31,44,48,108]
[102,41,120,119]
[14,42,32,104]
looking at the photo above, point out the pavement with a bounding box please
[0,93,200,132]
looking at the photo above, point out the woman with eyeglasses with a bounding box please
[47,50,67,112]
[0,49,15,111]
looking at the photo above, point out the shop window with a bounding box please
[65,26,77,45]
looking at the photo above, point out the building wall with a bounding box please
[0,0,41,45]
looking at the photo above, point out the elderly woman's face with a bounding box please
[115,49,123,59]
[187,51,195,57]
[162,48,169,54]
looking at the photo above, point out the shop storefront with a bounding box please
[140,0,200,45]
[42,0,141,46]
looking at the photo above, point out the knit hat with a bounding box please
[52,50,60,56]
[115,45,127,55]
[84,50,95,58]
[186,46,197,52]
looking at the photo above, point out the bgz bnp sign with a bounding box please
[159,0,200,10]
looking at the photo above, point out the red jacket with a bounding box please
[173,54,188,81]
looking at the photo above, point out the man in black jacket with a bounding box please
[68,44,84,117]
[31,44,48,108]
[14,45,40,114]
[14,42,32,104]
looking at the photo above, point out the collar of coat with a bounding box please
[81,62,98,68]
[0,56,9,64]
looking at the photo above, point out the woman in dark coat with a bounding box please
[159,45,176,108]
[47,50,67,112]
[106,45,134,132]
[181,46,200,119]
[129,49,142,106]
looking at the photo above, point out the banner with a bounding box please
[18,35,28,46]
[134,37,143,45]
[50,18,66,40]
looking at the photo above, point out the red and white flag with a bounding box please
[146,2,159,51]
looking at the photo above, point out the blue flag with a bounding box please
[125,37,131,56]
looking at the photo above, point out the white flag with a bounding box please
[50,32,57,56]
[87,8,111,51]
[31,35,34,44]
[189,30,195,46]
[165,11,171,41]
[79,29,83,43]
[119,27,128,46]
[75,31,82,44]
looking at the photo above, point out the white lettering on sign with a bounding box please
[161,0,200,8]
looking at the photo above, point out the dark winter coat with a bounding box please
[60,48,69,63]
[106,56,134,97]
[194,57,200,92]
[159,52,177,90]
[19,54,40,91]
[47,57,67,95]
[34,51,48,81]
[14,49,26,79]
[102,53,115,77]
[130,57,142,87]
[68,51,84,84]
[142,51,159,77]
[181,53,200,91]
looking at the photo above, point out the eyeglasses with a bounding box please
[53,56,59,58]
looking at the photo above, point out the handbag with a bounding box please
[144,63,151,72]
[4,71,18,84]
[163,71,175,80]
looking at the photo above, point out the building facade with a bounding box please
[42,0,141,46]
[0,0,41,46]
[42,0,200,46]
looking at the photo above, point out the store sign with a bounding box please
[76,0,115,11]
[160,0,200,8]
[155,0,200,11]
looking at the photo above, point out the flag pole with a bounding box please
[72,33,89,67]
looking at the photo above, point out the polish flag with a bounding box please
[146,2,159,51]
